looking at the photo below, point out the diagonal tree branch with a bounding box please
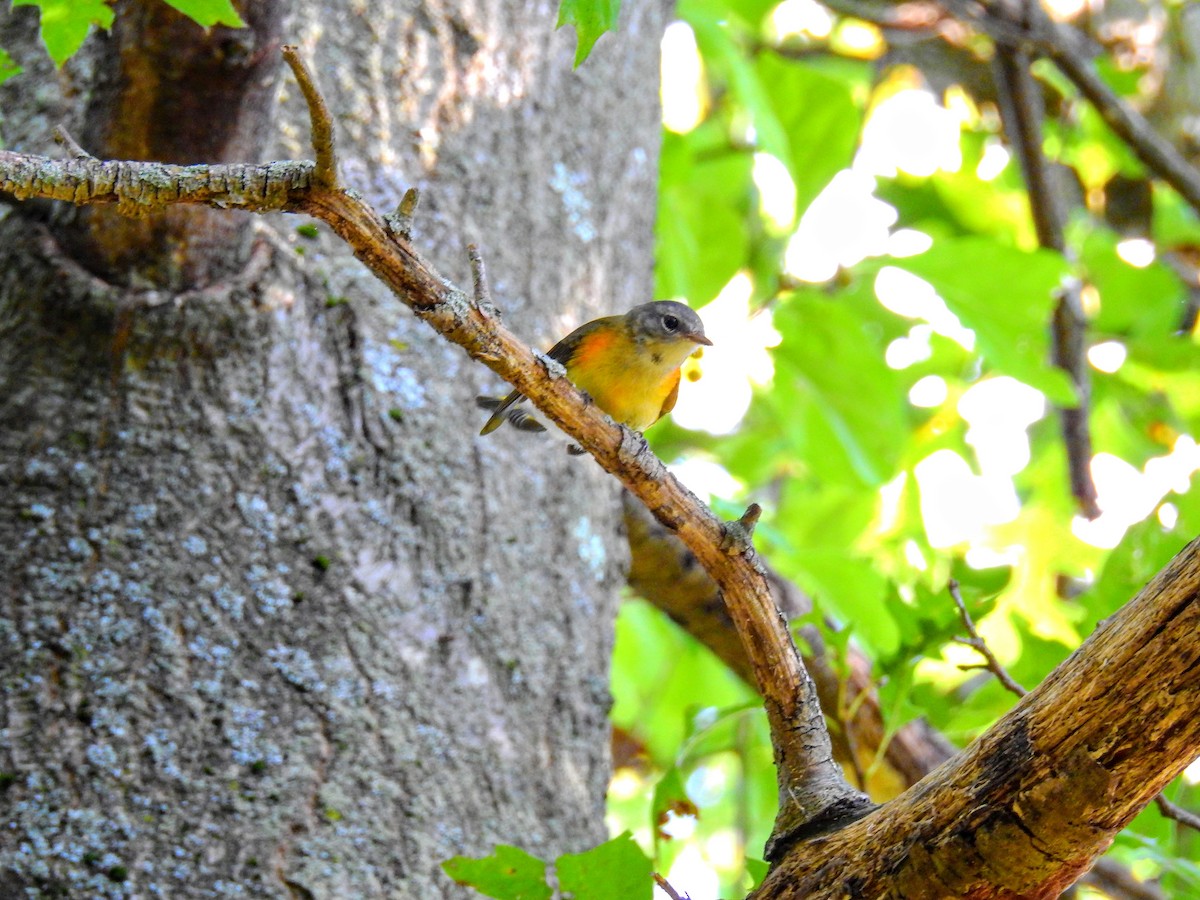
[0,46,872,850]
[624,493,955,791]
[751,535,1200,897]
[951,580,1200,845]
[627,497,1168,898]
[628,496,1171,897]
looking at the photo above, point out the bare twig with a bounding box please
[949,579,1027,698]
[52,126,92,160]
[0,152,314,216]
[988,2,1100,519]
[281,45,337,189]
[1156,794,1200,833]
[385,186,421,240]
[466,243,497,318]
[1084,858,1167,900]
[653,873,690,900]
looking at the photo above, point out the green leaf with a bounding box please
[159,0,245,28]
[770,290,910,486]
[792,548,895,656]
[610,601,754,764]
[898,238,1077,404]
[655,132,752,304]
[688,17,786,164]
[556,0,620,68]
[1079,227,1183,336]
[12,0,114,67]
[756,52,861,214]
[0,48,22,86]
[1151,182,1200,247]
[556,833,653,900]
[651,767,695,848]
[442,846,551,900]
[679,0,780,31]
[745,857,770,888]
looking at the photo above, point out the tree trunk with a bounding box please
[0,1,666,896]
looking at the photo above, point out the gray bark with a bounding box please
[0,1,666,896]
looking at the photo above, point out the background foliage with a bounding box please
[619,0,1200,896]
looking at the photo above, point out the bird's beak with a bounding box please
[687,331,713,346]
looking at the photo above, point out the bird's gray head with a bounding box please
[625,301,712,347]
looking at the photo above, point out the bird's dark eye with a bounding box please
[662,314,680,331]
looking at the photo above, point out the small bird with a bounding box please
[478,300,711,440]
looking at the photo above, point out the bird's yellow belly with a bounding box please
[569,354,676,431]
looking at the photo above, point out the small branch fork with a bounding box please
[0,47,869,851]
[949,580,1200,836]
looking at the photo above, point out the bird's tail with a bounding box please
[476,394,547,435]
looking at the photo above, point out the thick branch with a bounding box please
[0,54,870,846]
[753,535,1200,898]
[627,500,1166,898]
[954,581,1200,844]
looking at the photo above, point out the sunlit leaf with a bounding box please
[1080,228,1183,336]
[12,0,114,67]
[557,833,652,900]
[656,132,752,304]
[756,52,861,214]
[442,846,551,900]
[770,289,910,486]
[159,0,244,27]
[610,601,753,764]
[899,238,1077,404]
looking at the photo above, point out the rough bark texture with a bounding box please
[55,0,285,289]
[0,2,666,897]
[753,536,1200,899]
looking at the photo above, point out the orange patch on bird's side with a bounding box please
[657,369,682,418]
[571,329,618,366]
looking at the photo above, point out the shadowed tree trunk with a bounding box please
[0,1,667,896]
